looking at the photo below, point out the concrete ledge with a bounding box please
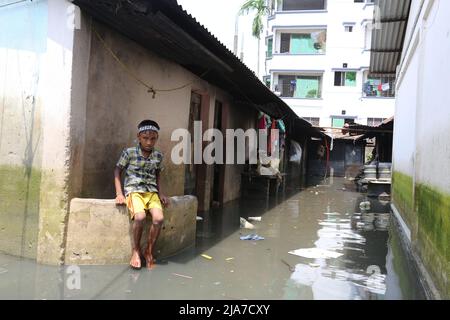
[65,196,197,265]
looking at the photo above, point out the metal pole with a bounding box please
[234,13,239,56]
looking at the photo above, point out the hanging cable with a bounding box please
[0,0,28,9]
[92,27,209,98]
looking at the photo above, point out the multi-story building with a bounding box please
[264,0,395,128]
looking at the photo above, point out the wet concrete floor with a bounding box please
[0,177,425,299]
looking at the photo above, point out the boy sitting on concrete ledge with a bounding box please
[114,119,170,270]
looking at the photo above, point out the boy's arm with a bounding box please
[114,166,126,205]
[156,170,169,207]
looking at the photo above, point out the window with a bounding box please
[343,22,355,33]
[279,31,326,54]
[278,75,322,98]
[363,75,396,97]
[367,118,384,126]
[282,0,326,11]
[266,37,273,58]
[334,71,357,87]
[302,117,320,126]
[332,118,354,128]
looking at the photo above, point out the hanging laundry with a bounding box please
[268,118,277,155]
[381,83,390,91]
[265,115,272,128]
[276,119,286,133]
[258,113,266,129]
[363,81,372,95]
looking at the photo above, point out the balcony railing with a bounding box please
[362,76,396,98]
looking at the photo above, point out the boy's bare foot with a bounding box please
[144,250,156,269]
[130,250,141,269]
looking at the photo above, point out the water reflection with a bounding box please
[284,187,410,300]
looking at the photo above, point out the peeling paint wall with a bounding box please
[392,0,450,298]
[0,0,47,258]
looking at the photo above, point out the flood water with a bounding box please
[0,177,425,300]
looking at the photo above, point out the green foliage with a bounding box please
[306,89,317,98]
[239,0,280,39]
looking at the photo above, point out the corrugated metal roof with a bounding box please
[369,0,412,74]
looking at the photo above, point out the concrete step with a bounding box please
[65,195,197,265]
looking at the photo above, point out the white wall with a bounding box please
[0,0,47,259]
[393,0,450,298]
[395,0,450,191]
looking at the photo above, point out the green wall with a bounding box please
[392,170,450,298]
[0,165,41,258]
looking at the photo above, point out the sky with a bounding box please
[176,0,262,76]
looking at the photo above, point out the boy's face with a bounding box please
[137,130,158,152]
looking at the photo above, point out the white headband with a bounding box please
[138,125,159,133]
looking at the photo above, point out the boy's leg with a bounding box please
[144,206,164,269]
[131,212,146,269]
[127,193,147,269]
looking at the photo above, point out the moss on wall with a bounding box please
[415,183,450,298]
[392,171,416,230]
[35,168,70,265]
[0,165,41,258]
[392,171,450,297]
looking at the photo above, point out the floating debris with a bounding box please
[248,216,261,222]
[288,248,343,259]
[172,273,193,279]
[201,254,213,260]
[225,257,234,261]
[281,259,295,272]
[196,216,203,221]
[323,212,340,216]
[240,217,255,229]
[240,234,265,241]
[359,201,371,210]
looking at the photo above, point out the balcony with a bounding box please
[274,74,323,100]
[268,11,328,31]
[362,75,396,98]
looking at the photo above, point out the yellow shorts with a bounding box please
[126,192,163,219]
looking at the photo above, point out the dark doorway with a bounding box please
[184,92,201,195]
[211,100,224,206]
